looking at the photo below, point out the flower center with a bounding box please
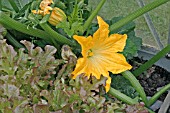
[87,49,93,57]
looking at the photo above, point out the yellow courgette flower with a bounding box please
[72,16,132,92]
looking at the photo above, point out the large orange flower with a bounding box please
[72,16,132,92]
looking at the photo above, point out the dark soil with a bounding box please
[130,57,170,101]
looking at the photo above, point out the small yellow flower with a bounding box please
[32,6,53,15]
[32,0,53,15]
[40,0,54,10]
[72,16,132,92]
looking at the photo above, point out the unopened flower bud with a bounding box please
[48,7,67,26]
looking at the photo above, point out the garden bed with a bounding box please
[130,57,170,112]
[1,0,170,112]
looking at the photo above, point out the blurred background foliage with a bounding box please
[88,0,170,49]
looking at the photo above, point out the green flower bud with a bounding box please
[48,7,67,26]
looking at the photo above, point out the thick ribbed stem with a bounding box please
[108,87,138,105]
[0,11,51,42]
[39,22,76,46]
[6,33,24,48]
[122,71,148,107]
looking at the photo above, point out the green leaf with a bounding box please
[109,17,142,59]
[0,40,17,75]
[111,75,139,99]
[12,0,31,10]
[2,0,32,13]
[0,40,63,112]
[123,31,142,59]
[56,20,83,37]
[7,0,20,12]
[20,40,62,76]
[69,94,81,103]
[123,39,137,58]
[1,0,13,11]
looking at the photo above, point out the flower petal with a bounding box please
[93,34,127,53]
[88,57,109,79]
[72,58,87,79]
[72,56,109,80]
[107,53,132,73]
[105,76,111,92]
[108,34,127,52]
[93,16,109,43]
[73,35,93,57]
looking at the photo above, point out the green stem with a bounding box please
[122,71,148,107]
[146,107,155,113]
[0,11,52,43]
[109,0,170,32]
[6,33,25,48]
[39,14,61,49]
[133,44,170,76]
[7,0,19,12]
[108,87,138,105]
[148,83,170,107]
[81,0,106,34]
[39,22,76,46]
